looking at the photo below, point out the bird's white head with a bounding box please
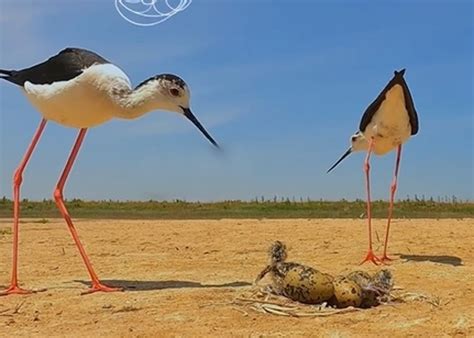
[327,131,368,173]
[136,73,190,112]
[350,131,368,152]
[133,74,218,147]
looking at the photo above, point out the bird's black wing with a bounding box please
[400,72,419,135]
[0,47,110,87]
[359,69,419,135]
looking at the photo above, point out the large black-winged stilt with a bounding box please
[0,47,218,295]
[327,69,419,265]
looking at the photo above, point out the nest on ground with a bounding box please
[235,240,442,317]
[232,285,442,318]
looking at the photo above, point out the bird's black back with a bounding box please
[0,47,109,87]
[359,69,419,135]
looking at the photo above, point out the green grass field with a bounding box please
[0,198,472,219]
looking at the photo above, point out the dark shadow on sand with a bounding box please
[398,254,463,266]
[74,279,251,291]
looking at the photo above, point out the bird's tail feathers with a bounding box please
[394,68,406,76]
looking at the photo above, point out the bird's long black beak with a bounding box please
[181,107,219,148]
[327,147,352,173]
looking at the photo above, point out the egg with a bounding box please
[330,276,363,308]
[344,269,394,308]
[274,262,335,304]
[345,270,378,308]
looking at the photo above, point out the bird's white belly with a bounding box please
[23,64,131,128]
[364,84,412,155]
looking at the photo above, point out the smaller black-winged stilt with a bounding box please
[0,47,218,295]
[327,69,419,265]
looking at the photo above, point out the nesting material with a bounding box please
[233,286,441,318]
[234,288,360,317]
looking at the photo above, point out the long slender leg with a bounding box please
[53,128,121,294]
[361,137,381,265]
[1,119,47,296]
[381,144,402,262]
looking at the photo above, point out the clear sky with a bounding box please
[0,0,472,202]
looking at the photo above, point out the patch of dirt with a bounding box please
[0,218,473,337]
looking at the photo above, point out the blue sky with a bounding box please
[0,0,472,202]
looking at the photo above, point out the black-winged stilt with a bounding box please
[327,69,419,265]
[0,47,218,295]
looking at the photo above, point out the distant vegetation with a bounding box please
[0,196,472,219]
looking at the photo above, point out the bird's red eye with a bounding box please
[170,88,180,97]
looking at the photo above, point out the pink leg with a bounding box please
[361,137,381,265]
[381,144,402,263]
[53,129,122,294]
[1,119,47,296]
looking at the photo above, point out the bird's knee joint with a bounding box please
[53,189,63,202]
[364,163,370,172]
[13,170,23,186]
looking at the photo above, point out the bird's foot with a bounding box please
[0,284,37,296]
[360,250,381,265]
[380,254,394,264]
[81,282,123,295]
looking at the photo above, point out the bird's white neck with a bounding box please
[111,83,176,119]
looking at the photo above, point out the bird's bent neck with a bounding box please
[111,83,174,119]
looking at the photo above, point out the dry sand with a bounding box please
[0,218,473,337]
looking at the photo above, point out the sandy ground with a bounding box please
[0,218,473,337]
